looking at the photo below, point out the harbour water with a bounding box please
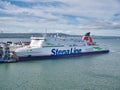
[0,37,120,90]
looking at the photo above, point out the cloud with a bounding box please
[79,21,120,29]
[0,0,120,36]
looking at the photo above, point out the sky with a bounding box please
[0,0,120,36]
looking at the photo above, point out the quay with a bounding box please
[0,41,29,63]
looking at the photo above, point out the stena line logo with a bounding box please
[51,48,82,55]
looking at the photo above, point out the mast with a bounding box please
[43,28,47,38]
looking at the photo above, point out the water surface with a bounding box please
[0,38,120,90]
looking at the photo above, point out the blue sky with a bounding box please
[0,0,120,36]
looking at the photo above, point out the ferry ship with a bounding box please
[14,33,109,61]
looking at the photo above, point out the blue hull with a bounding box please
[18,50,109,61]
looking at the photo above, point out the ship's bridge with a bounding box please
[30,37,45,47]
